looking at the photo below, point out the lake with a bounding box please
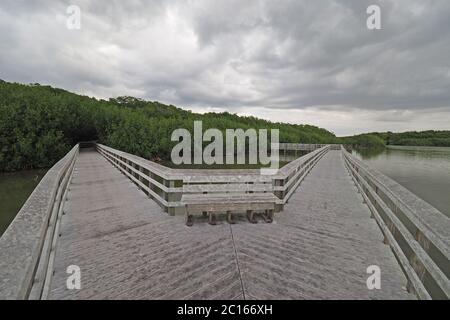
[0,169,47,236]
[351,145,450,217]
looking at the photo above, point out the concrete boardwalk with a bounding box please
[48,150,415,299]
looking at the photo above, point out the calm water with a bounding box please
[351,146,450,217]
[0,169,47,236]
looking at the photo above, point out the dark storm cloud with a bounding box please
[0,0,449,134]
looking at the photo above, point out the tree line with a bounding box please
[341,130,450,149]
[2,80,448,172]
[0,81,338,172]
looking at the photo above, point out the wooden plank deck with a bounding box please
[47,150,415,299]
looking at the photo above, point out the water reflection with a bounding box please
[0,169,46,235]
[350,146,385,159]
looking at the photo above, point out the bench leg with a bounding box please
[247,210,257,224]
[227,211,235,224]
[208,212,217,225]
[262,209,274,223]
[185,211,193,227]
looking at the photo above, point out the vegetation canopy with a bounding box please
[0,81,337,172]
[341,131,450,149]
[1,81,448,172]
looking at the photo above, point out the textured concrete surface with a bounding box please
[47,150,415,299]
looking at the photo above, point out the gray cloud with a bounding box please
[0,0,449,135]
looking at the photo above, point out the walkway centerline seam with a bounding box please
[229,224,246,300]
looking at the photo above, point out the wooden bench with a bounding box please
[181,193,278,226]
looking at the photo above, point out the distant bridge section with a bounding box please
[96,143,330,214]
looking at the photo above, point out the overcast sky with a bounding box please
[1,0,449,135]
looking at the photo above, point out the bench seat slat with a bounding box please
[182,192,277,225]
[183,175,273,183]
[182,193,278,204]
[186,202,275,213]
[183,183,273,193]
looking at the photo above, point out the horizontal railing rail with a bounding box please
[0,144,79,300]
[275,145,330,205]
[97,144,183,213]
[96,144,330,214]
[342,147,450,300]
[278,143,340,151]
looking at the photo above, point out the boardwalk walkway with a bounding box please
[47,149,415,299]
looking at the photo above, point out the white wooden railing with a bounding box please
[0,144,79,300]
[96,143,330,214]
[342,147,450,300]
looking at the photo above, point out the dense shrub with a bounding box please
[0,81,338,172]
